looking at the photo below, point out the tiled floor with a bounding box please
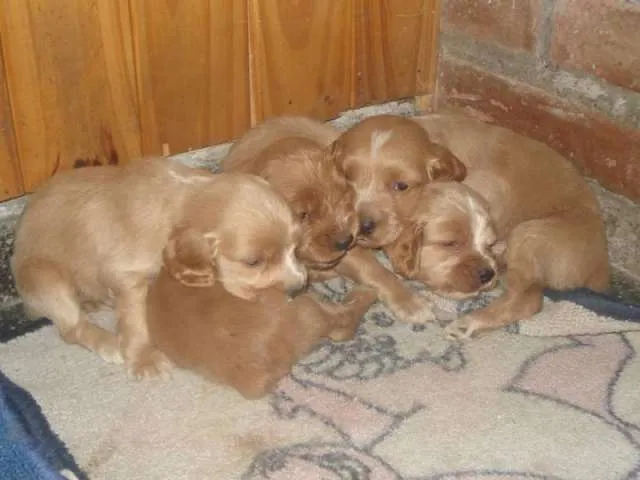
[1,101,639,339]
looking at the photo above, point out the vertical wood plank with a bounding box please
[0,37,23,200]
[353,0,440,107]
[248,0,354,122]
[130,0,250,155]
[0,0,141,192]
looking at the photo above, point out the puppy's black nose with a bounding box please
[360,218,376,236]
[334,234,354,251]
[478,267,496,285]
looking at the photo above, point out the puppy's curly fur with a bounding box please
[147,230,376,399]
[11,159,306,377]
[380,113,609,337]
[225,116,356,269]
[330,114,467,248]
[385,182,503,298]
[324,115,468,323]
[224,116,441,324]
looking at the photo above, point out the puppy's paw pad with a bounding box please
[405,307,436,324]
[97,343,124,364]
[99,348,124,364]
[444,317,474,341]
[127,350,173,380]
[391,295,436,324]
[328,327,357,342]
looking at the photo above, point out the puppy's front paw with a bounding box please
[444,315,478,341]
[96,341,124,364]
[127,347,173,380]
[388,292,436,324]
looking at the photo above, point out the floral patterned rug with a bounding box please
[2,265,640,480]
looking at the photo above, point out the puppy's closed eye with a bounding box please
[440,240,459,248]
[243,257,263,268]
[163,227,217,287]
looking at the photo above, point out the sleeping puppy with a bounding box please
[147,228,376,399]
[224,116,438,323]
[224,116,354,269]
[330,114,468,248]
[385,181,503,300]
[377,113,609,338]
[11,160,306,378]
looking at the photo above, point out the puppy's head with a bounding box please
[384,182,502,299]
[255,137,358,270]
[330,115,467,248]
[166,175,308,300]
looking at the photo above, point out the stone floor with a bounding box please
[1,100,639,338]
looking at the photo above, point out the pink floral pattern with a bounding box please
[241,279,640,480]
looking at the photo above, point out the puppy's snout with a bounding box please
[478,267,496,285]
[334,234,354,251]
[359,218,376,236]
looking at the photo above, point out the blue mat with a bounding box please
[0,370,86,480]
[544,287,640,322]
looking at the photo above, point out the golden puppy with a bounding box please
[330,114,467,248]
[147,229,376,399]
[225,116,438,324]
[11,159,307,377]
[378,113,609,337]
[224,116,355,269]
[385,182,503,297]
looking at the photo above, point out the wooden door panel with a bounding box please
[0,39,23,200]
[353,0,439,107]
[130,0,251,155]
[0,0,440,197]
[0,0,141,192]
[248,0,354,121]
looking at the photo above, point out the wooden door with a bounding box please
[0,42,22,199]
[354,0,440,106]
[0,0,440,201]
[248,0,355,121]
[0,0,142,192]
[248,0,439,120]
[130,0,251,156]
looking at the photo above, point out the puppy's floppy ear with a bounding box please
[425,143,467,182]
[326,139,345,172]
[384,223,424,279]
[163,227,218,287]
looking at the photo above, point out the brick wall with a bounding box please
[433,0,640,201]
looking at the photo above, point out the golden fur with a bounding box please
[386,182,502,300]
[147,229,376,399]
[11,158,306,377]
[224,116,439,324]
[224,116,356,269]
[374,113,610,337]
[330,114,467,248]
[322,115,468,323]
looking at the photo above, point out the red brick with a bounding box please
[444,0,541,51]
[436,60,640,201]
[552,0,640,92]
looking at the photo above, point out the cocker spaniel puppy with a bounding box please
[381,113,609,337]
[147,230,375,399]
[12,159,306,377]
